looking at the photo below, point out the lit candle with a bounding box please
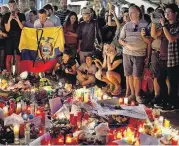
[164,119,170,128]
[57,135,64,145]
[124,97,128,105]
[13,124,20,144]
[103,94,108,100]
[172,136,178,145]
[66,134,72,145]
[131,100,136,106]
[116,131,122,139]
[107,133,115,144]
[16,102,21,114]
[3,106,9,117]
[119,97,124,105]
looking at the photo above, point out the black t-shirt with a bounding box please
[3,12,26,37]
[61,58,76,73]
[111,54,123,73]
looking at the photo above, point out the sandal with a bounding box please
[112,86,121,96]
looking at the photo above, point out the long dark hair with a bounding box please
[65,11,78,31]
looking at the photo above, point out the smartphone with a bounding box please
[11,11,15,16]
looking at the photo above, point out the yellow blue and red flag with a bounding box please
[19,27,64,73]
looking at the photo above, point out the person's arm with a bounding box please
[151,23,162,39]
[107,56,121,71]
[0,30,7,37]
[110,10,121,29]
[5,15,13,32]
[119,25,126,46]
[14,13,25,29]
[67,31,78,37]
[102,54,107,69]
[160,17,179,42]
[107,10,112,26]
[77,25,82,52]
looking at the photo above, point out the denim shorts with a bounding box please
[123,54,145,77]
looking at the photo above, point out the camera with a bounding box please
[152,12,162,24]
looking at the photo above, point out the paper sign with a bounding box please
[49,97,62,115]
[29,116,41,128]
[92,104,148,119]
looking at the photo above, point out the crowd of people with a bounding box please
[0,0,179,111]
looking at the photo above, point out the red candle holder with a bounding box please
[107,133,115,143]
[38,127,45,136]
[83,113,89,121]
[172,137,178,145]
[131,100,136,106]
[53,135,64,145]
[70,113,74,125]
[66,134,73,145]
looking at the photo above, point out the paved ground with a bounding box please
[161,111,179,130]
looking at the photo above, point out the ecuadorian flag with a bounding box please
[19,27,64,73]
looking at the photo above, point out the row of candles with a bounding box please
[41,134,78,145]
[106,118,179,145]
[74,87,136,106]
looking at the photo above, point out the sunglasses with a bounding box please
[133,25,138,32]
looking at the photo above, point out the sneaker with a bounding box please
[136,96,144,104]
[159,103,175,112]
[149,95,162,107]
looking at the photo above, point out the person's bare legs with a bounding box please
[125,76,131,97]
[128,75,135,96]
[106,71,121,95]
[154,78,160,96]
[81,75,95,86]
[133,76,141,97]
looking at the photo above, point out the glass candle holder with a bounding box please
[13,124,20,145]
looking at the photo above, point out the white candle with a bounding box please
[13,124,20,136]
[124,97,128,105]
[3,106,8,117]
[159,116,164,125]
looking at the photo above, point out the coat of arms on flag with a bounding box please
[19,27,65,73]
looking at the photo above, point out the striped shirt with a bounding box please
[55,9,70,25]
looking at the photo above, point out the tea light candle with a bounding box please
[124,98,128,105]
[164,119,170,128]
[3,106,9,117]
[66,134,72,145]
[131,100,136,106]
[103,94,108,100]
[119,97,124,105]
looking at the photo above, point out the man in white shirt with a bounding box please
[34,8,54,28]
[43,4,61,27]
